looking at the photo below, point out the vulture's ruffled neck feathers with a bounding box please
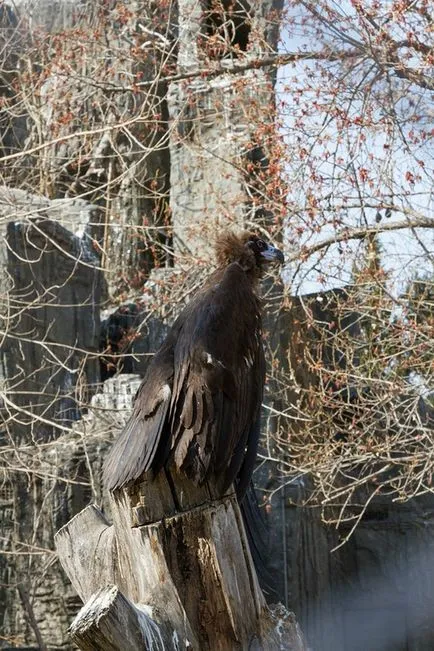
[215,231,259,274]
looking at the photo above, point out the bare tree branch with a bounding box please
[288,216,434,263]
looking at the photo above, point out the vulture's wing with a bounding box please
[103,335,176,491]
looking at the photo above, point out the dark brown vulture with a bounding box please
[103,231,284,500]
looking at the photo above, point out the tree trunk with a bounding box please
[55,469,307,650]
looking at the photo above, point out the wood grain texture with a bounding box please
[69,586,165,651]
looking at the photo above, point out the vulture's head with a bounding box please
[215,231,284,274]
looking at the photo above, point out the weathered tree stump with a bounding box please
[55,467,306,650]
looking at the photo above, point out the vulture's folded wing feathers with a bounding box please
[230,413,261,500]
[235,342,266,499]
[103,341,175,491]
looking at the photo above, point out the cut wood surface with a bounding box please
[69,586,165,651]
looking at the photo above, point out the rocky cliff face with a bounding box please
[0,215,105,648]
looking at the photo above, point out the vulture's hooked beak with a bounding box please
[260,244,285,265]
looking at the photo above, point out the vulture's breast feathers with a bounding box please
[103,231,284,497]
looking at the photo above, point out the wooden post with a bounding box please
[55,465,307,650]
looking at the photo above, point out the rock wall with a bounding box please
[4,218,104,439]
[169,0,284,257]
[0,216,105,648]
[284,490,434,651]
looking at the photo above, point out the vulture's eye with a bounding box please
[247,238,267,253]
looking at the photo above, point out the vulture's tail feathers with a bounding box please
[238,481,279,603]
